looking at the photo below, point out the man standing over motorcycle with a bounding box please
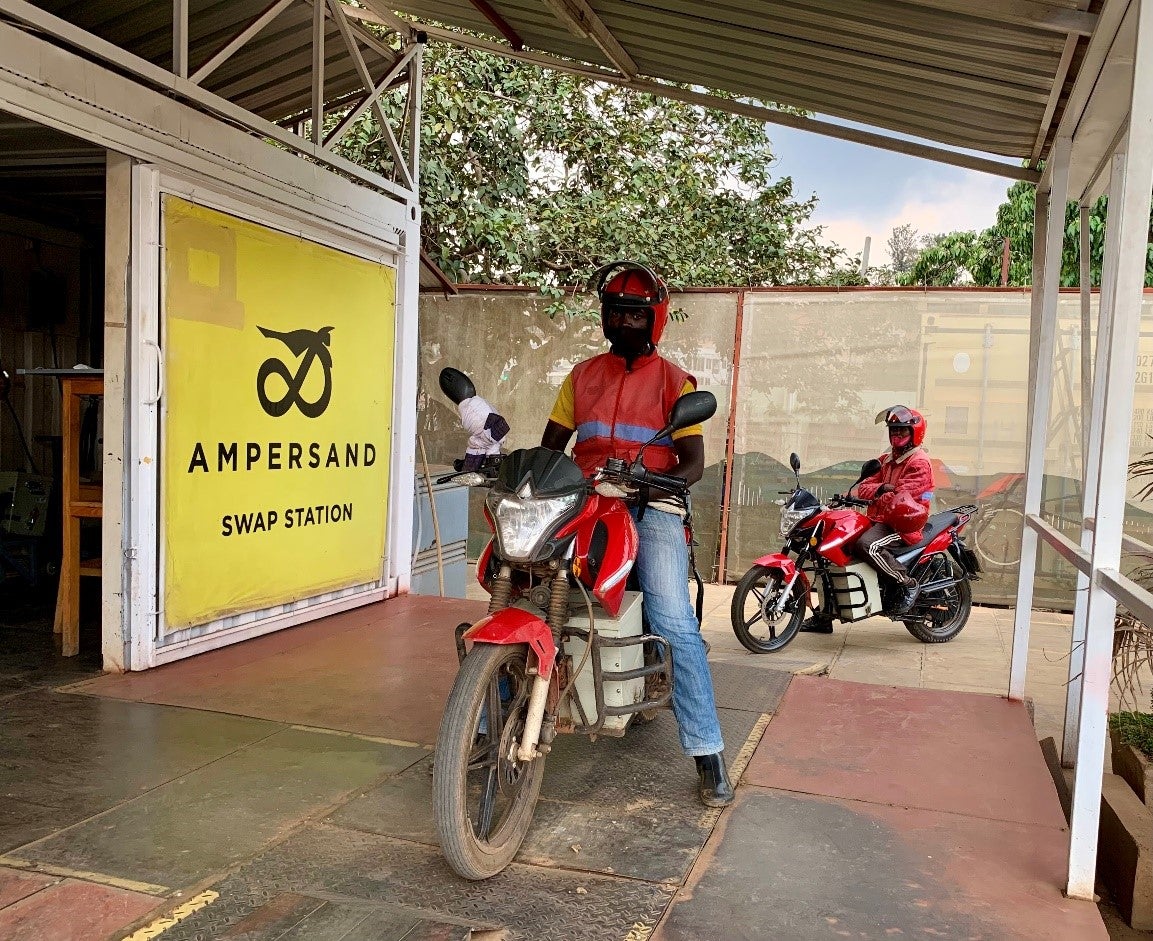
[540,261,733,809]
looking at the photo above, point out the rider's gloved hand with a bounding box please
[875,483,896,496]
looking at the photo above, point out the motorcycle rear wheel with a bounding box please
[730,565,805,653]
[903,556,972,643]
[433,642,545,880]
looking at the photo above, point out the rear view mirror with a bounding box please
[667,391,717,432]
[789,453,801,473]
[857,458,882,482]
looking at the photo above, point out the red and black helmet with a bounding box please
[591,260,671,345]
[876,405,926,451]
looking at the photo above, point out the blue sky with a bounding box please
[764,122,1017,266]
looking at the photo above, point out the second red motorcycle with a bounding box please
[730,453,981,653]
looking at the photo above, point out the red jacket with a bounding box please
[569,350,694,475]
[856,446,935,508]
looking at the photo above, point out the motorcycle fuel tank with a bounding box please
[817,508,872,566]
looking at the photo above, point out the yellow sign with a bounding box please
[162,197,394,629]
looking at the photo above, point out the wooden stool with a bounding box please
[52,374,103,656]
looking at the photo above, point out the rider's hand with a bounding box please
[875,483,895,496]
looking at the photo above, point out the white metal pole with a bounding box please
[1067,0,1153,897]
[408,38,424,189]
[1009,135,1071,701]
[173,0,188,79]
[312,0,324,145]
[1079,203,1092,476]
[1063,157,1125,765]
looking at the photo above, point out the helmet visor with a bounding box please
[876,405,916,426]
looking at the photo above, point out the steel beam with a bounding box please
[173,0,189,79]
[323,0,414,190]
[189,0,295,86]
[899,0,1097,35]
[1009,134,1070,702]
[0,0,412,201]
[312,0,324,145]
[541,0,638,78]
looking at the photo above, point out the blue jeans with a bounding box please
[632,506,724,757]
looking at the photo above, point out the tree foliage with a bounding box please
[886,223,920,276]
[903,179,1153,287]
[333,41,861,299]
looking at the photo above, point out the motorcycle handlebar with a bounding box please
[638,468,690,493]
[832,493,871,509]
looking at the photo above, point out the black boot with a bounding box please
[892,576,920,616]
[695,753,735,807]
[799,615,834,634]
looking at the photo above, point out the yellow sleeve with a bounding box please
[671,379,704,440]
[548,373,576,430]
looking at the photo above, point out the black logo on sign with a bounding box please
[256,326,333,418]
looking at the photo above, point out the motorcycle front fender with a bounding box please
[463,609,557,679]
[751,553,811,593]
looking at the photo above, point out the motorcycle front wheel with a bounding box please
[730,565,806,653]
[903,556,972,643]
[433,642,545,880]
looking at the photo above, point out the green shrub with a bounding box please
[1110,711,1153,761]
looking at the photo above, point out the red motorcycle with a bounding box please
[730,453,981,653]
[432,374,717,880]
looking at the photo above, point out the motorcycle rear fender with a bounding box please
[750,553,811,593]
[921,529,954,556]
[463,609,557,679]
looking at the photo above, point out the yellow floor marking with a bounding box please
[697,712,772,829]
[289,724,432,750]
[0,856,168,895]
[623,923,654,941]
[119,891,219,941]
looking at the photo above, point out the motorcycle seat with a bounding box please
[894,510,960,563]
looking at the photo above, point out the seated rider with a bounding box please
[801,405,934,633]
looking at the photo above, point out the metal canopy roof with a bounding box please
[32,0,398,122]
[379,0,1100,178]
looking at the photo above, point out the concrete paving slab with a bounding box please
[0,876,158,941]
[0,866,54,909]
[744,676,1068,829]
[17,727,426,889]
[0,691,281,853]
[654,788,1107,941]
[69,595,485,744]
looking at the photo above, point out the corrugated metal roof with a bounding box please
[386,0,1097,166]
[33,0,398,122]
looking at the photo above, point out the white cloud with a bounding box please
[812,170,1010,265]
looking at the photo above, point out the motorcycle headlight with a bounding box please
[780,505,818,537]
[486,488,582,562]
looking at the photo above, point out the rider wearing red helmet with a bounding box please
[541,261,732,809]
[801,406,935,633]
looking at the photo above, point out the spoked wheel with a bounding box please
[974,506,1024,569]
[730,565,806,653]
[903,556,972,643]
[433,642,545,880]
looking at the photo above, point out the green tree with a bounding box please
[904,180,1153,287]
[334,42,861,298]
